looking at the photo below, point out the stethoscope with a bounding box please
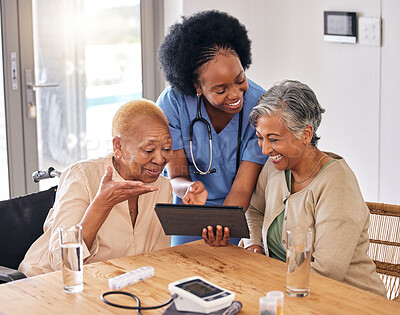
[189,95,243,177]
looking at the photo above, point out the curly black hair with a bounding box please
[158,10,252,96]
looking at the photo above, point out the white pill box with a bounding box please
[108,266,154,290]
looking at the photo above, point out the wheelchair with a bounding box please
[0,167,60,283]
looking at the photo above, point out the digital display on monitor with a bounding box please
[178,279,222,298]
[324,11,356,37]
[327,15,353,35]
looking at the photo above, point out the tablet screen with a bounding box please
[154,203,250,238]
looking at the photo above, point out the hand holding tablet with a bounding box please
[202,224,231,247]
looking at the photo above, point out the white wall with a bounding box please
[380,1,400,204]
[163,0,400,204]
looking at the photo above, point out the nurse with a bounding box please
[157,10,268,246]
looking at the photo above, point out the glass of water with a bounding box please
[58,225,83,293]
[285,227,312,297]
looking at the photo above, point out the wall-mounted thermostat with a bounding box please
[324,11,357,44]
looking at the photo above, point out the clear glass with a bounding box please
[266,291,284,315]
[31,0,141,190]
[286,227,312,297]
[0,12,10,201]
[259,296,277,315]
[59,225,83,293]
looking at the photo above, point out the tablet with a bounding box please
[154,203,250,239]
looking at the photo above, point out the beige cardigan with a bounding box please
[19,155,172,276]
[242,153,386,297]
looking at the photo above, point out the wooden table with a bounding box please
[0,241,398,314]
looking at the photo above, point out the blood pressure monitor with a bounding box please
[168,276,235,314]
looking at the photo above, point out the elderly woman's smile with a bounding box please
[144,168,163,177]
[269,154,283,163]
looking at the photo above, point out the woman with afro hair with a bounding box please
[157,10,267,247]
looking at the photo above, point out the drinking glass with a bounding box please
[286,227,312,297]
[58,225,83,293]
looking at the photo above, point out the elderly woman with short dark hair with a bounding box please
[19,99,174,276]
[243,80,386,296]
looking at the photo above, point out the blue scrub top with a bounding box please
[157,79,268,246]
[157,79,267,205]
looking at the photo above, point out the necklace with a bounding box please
[292,155,329,184]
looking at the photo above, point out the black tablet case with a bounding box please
[154,203,250,238]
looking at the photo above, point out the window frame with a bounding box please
[1,0,165,197]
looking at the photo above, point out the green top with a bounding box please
[266,159,336,262]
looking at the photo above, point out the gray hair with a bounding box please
[249,80,325,146]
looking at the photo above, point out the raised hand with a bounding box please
[93,166,157,211]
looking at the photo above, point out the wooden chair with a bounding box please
[366,202,400,301]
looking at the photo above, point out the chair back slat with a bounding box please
[367,202,400,301]
[370,239,400,247]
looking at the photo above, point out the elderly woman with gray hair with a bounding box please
[242,80,386,296]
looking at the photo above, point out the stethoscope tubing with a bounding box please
[189,96,215,175]
[189,95,242,177]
